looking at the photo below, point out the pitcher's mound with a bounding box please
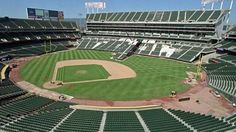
[76,70,87,74]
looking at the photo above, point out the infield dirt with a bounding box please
[43,59,137,89]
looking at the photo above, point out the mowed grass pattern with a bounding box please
[57,65,110,82]
[20,50,196,100]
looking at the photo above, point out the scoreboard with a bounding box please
[27,8,64,20]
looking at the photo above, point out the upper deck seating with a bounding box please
[87,10,228,23]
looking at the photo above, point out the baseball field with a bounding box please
[20,50,196,100]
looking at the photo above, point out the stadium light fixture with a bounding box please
[85,1,106,14]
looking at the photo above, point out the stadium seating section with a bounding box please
[218,39,236,49]
[218,26,236,49]
[0,9,236,131]
[168,109,236,131]
[86,10,228,35]
[0,41,70,57]
[0,17,79,44]
[77,36,212,62]
[203,54,236,103]
[202,24,236,104]
[0,17,79,59]
[87,10,227,23]
[0,89,235,132]
[77,37,138,60]
[227,27,236,39]
[80,9,229,61]
[0,79,26,102]
[225,113,236,125]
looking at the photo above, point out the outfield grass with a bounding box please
[20,50,196,100]
[57,65,110,82]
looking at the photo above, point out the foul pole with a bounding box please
[197,54,203,79]
[44,40,52,54]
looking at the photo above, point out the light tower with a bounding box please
[85,1,106,14]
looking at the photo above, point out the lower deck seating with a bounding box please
[0,79,26,101]
[139,109,191,131]
[1,105,235,131]
[178,47,203,62]
[0,83,26,100]
[2,108,73,132]
[0,95,54,117]
[218,54,236,62]
[77,37,138,60]
[77,37,211,62]
[136,41,205,62]
[203,54,236,103]
[225,113,236,125]
[168,109,235,132]
[104,111,144,132]
[54,110,103,132]
[207,65,236,93]
[219,40,236,49]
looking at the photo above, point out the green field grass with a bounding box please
[20,50,196,100]
[57,65,110,82]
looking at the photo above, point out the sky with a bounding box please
[0,0,235,24]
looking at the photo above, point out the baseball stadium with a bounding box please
[1,0,236,131]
